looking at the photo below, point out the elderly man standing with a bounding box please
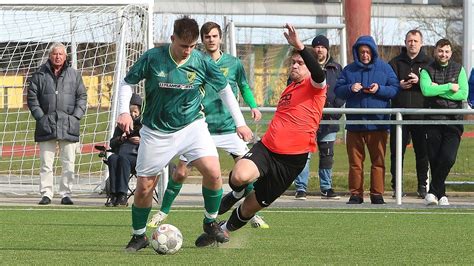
[27,42,87,205]
[335,35,400,205]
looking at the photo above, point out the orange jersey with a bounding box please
[262,76,327,154]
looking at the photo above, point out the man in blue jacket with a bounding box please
[335,35,400,204]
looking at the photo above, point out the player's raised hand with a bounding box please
[116,113,133,135]
[283,23,304,51]
[236,125,254,142]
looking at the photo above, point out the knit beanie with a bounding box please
[130,93,142,107]
[312,35,330,50]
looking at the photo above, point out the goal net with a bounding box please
[0,2,151,196]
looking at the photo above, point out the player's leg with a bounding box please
[148,158,190,227]
[125,126,176,252]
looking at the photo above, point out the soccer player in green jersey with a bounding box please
[147,21,269,231]
[116,17,253,252]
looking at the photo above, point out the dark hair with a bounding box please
[435,38,452,48]
[200,21,222,42]
[405,29,423,41]
[173,16,199,43]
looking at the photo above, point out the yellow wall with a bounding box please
[0,75,24,108]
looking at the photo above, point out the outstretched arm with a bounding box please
[283,23,325,84]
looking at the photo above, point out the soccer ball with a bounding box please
[151,224,183,255]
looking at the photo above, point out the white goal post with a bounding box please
[0,0,167,199]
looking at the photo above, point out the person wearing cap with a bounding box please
[105,93,143,207]
[293,34,345,200]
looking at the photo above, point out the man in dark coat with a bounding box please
[27,42,87,205]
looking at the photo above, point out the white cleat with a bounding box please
[424,193,438,206]
[146,211,168,228]
[438,196,450,206]
[250,214,269,229]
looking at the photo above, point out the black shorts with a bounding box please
[242,141,308,208]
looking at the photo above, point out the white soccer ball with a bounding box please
[151,224,183,255]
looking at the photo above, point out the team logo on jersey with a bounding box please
[158,71,166,78]
[278,93,292,107]
[187,71,196,83]
[220,67,229,77]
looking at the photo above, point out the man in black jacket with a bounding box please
[294,34,344,200]
[27,42,87,205]
[388,29,432,199]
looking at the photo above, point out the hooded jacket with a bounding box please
[27,60,87,142]
[389,47,432,119]
[334,35,400,131]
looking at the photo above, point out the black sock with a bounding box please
[228,171,247,193]
[226,205,252,232]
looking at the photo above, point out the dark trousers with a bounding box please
[389,124,429,189]
[425,125,462,198]
[107,152,137,194]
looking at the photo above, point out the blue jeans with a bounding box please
[294,132,337,192]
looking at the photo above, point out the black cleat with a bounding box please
[124,234,149,252]
[195,232,217,247]
[203,221,229,243]
[218,191,241,215]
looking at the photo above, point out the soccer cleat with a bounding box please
[38,196,51,205]
[147,211,168,228]
[321,189,341,200]
[203,221,229,243]
[294,191,307,200]
[195,232,217,247]
[438,196,450,206]
[124,234,149,252]
[250,214,269,229]
[424,193,438,206]
[218,191,241,215]
[346,195,363,204]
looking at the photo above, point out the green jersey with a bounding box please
[203,53,257,134]
[124,45,228,133]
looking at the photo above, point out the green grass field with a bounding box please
[1,206,473,264]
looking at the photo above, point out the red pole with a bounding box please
[344,0,372,63]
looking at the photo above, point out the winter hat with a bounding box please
[312,35,329,50]
[130,93,143,107]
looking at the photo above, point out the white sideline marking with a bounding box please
[0,208,473,215]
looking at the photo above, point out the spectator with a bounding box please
[294,35,344,200]
[388,29,432,199]
[27,42,87,205]
[334,35,400,204]
[420,38,468,206]
[105,93,142,207]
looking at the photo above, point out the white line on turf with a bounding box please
[0,208,473,215]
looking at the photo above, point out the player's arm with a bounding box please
[219,84,253,141]
[284,23,325,87]
[116,81,134,135]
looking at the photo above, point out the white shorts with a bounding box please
[136,119,218,177]
[179,133,248,162]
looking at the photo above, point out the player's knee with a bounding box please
[173,164,188,183]
[230,169,249,187]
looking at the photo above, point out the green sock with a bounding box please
[202,186,223,224]
[132,204,152,231]
[160,177,183,214]
[244,181,255,197]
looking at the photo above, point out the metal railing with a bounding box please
[242,107,474,205]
